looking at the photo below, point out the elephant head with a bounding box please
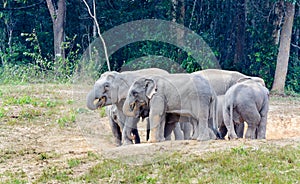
[123,78,156,118]
[86,71,120,110]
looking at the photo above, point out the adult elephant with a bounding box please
[223,78,269,139]
[194,69,266,137]
[194,69,265,96]
[86,68,169,145]
[123,74,218,142]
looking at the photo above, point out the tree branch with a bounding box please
[45,0,56,23]
[291,43,300,50]
[188,0,197,28]
[82,0,111,71]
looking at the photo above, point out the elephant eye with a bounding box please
[132,91,138,97]
[104,83,110,91]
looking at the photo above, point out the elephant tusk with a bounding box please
[94,96,106,109]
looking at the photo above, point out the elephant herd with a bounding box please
[86,68,269,146]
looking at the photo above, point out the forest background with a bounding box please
[0,0,299,94]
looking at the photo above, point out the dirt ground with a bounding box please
[0,91,300,181]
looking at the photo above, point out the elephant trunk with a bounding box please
[86,90,99,110]
[124,117,141,141]
[123,99,136,117]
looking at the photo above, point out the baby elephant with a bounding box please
[223,78,269,139]
[106,105,140,146]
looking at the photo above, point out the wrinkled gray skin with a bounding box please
[217,95,243,138]
[195,69,265,137]
[123,74,218,142]
[106,105,140,146]
[223,79,269,139]
[86,68,169,145]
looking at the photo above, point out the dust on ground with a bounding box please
[0,92,299,180]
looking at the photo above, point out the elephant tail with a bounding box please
[229,102,234,135]
[210,96,221,138]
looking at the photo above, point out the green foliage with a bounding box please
[0,0,299,92]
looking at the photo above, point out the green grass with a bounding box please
[79,146,300,183]
[0,84,77,126]
[67,158,81,168]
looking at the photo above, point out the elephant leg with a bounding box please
[234,123,244,138]
[257,102,268,139]
[243,108,261,139]
[149,114,165,142]
[122,127,133,145]
[148,96,166,143]
[197,103,214,141]
[146,118,150,141]
[173,122,184,140]
[181,122,192,140]
[165,134,172,141]
[164,123,176,140]
[218,122,227,139]
[223,105,238,140]
[190,118,198,139]
[245,124,257,139]
[108,116,122,146]
[132,129,140,144]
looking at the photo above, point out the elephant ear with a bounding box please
[145,79,157,99]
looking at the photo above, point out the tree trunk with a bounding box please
[271,2,295,94]
[272,0,284,45]
[171,0,185,64]
[233,0,246,70]
[45,0,66,62]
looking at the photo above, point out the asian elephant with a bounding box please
[86,68,169,145]
[223,78,269,139]
[106,105,140,146]
[194,69,265,96]
[194,69,265,137]
[123,74,218,142]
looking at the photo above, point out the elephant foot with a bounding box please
[148,137,165,143]
[228,133,238,140]
[147,138,158,143]
[208,130,217,140]
[191,134,198,140]
[122,139,133,146]
[115,140,122,147]
[197,132,211,141]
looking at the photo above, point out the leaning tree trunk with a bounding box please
[271,2,295,94]
[45,0,66,63]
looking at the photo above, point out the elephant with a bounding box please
[123,73,218,142]
[106,105,140,146]
[194,69,265,137]
[223,78,269,139]
[216,95,244,139]
[86,68,169,145]
[194,69,265,96]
